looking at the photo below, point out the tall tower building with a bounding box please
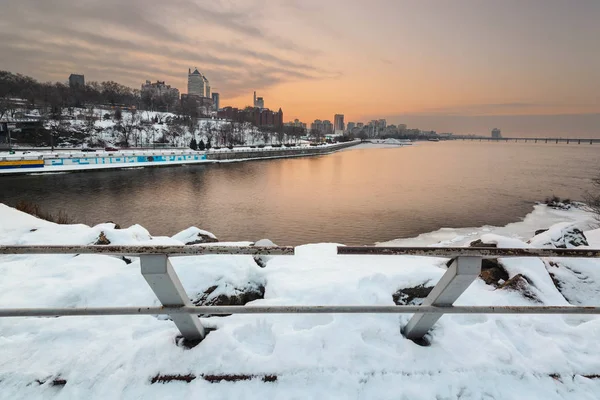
[203,75,211,98]
[253,91,265,109]
[188,68,205,97]
[212,93,220,111]
[334,114,345,134]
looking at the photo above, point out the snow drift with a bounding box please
[0,203,599,399]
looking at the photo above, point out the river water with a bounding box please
[1,141,598,245]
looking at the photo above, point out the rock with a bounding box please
[500,274,540,302]
[185,234,219,245]
[546,201,571,210]
[105,221,121,229]
[479,258,509,287]
[172,227,219,245]
[480,266,509,286]
[561,228,588,248]
[252,239,276,268]
[94,231,110,245]
[393,284,433,305]
[534,229,548,236]
[469,239,497,248]
[529,225,588,248]
[193,283,265,316]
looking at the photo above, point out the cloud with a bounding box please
[0,0,331,99]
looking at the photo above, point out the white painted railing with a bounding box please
[0,245,598,343]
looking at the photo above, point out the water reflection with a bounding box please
[1,142,598,245]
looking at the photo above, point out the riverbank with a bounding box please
[0,203,599,398]
[0,140,360,175]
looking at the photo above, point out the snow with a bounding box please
[0,203,599,398]
[172,227,218,243]
[378,204,594,247]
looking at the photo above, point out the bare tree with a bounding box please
[276,128,285,144]
[584,174,600,224]
[46,106,67,150]
[84,106,97,145]
[310,128,324,143]
[120,109,140,147]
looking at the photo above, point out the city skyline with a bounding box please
[1,0,599,136]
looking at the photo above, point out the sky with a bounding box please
[1,0,599,137]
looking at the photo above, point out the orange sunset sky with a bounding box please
[1,0,599,136]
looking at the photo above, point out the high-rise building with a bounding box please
[333,114,345,134]
[253,91,265,109]
[211,93,220,111]
[491,128,502,139]
[323,120,333,134]
[346,122,356,131]
[311,119,323,133]
[188,68,209,97]
[203,76,211,98]
[69,74,85,88]
[356,122,364,128]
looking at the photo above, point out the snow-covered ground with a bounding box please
[0,203,599,399]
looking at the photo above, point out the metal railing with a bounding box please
[0,245,598,342]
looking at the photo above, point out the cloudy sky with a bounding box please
[1,0,599,136]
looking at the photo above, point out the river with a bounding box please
[1,141,598,245]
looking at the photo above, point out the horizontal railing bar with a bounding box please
[0,245,295,256]
[1,246,598,258]
[0,305,598,317]
[338,246,600,258]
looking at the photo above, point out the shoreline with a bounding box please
[0,141,361,176]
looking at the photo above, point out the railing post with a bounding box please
[140,255,205,341]
[403,256,481,340]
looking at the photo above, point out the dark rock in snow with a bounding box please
[480,268,509,287]
[193,283,265,316]
[500,274,540,302]
[252,239,276,268]
[535,229,548,236]
[529,226,588,248]
[560,228,588,248]
[393,284,433,305]
[172,227,219,245]
[94,231,110,245]
[469,239,497,248]
[479,259,509,286]
[185,233,219,245]
[105,221,121,229]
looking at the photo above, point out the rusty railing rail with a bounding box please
[0,245,598,342]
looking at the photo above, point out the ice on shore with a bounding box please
[0,203,599,399]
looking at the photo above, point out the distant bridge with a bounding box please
[454,137,600,144]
